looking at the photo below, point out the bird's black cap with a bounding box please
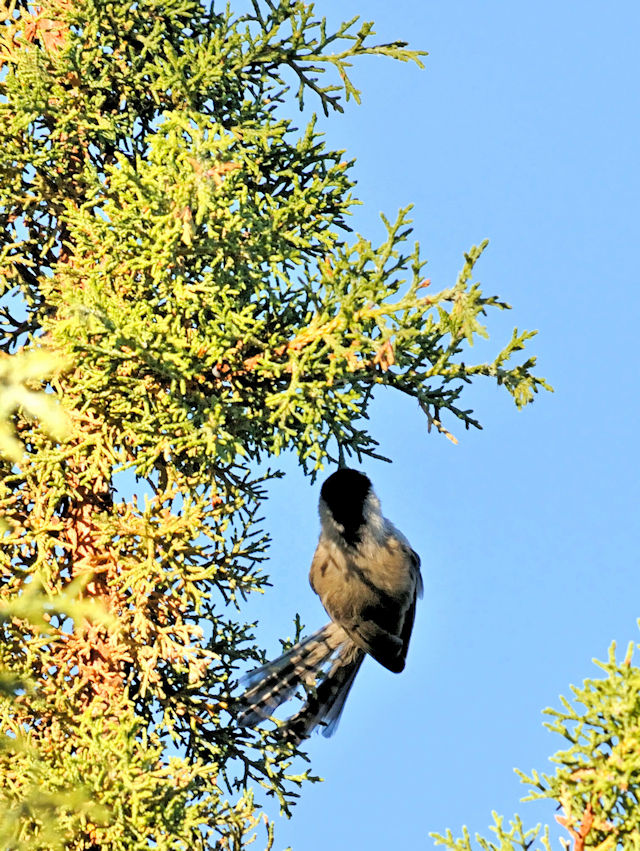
[320,468,372,546]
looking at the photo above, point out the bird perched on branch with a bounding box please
[236,468,422,744]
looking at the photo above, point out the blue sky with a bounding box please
[247,2,640,848]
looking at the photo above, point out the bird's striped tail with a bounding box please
[279,645,365,744]
[235,622,353,734]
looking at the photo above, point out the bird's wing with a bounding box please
[349,610,406,673]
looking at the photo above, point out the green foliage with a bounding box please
[0,0,550,847]
[524,640,640,849]
[433,639,640,851]
[432,814,552,851]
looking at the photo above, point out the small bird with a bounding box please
[236,468,422,744]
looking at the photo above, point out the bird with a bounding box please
[235,467,423,744]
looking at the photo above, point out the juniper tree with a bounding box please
[1,0,553,848]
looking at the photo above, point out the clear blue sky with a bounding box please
[245,2,640,848]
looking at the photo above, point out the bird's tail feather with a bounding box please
[281,647,365,744]
[235,622,346,728]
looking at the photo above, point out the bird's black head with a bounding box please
[320,468,372,546]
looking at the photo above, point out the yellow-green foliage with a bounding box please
[432,641,640,851]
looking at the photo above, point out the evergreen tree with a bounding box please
[1,1,551,847]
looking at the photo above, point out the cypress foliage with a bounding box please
[432,641,640,851]
[1,1,554,848]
